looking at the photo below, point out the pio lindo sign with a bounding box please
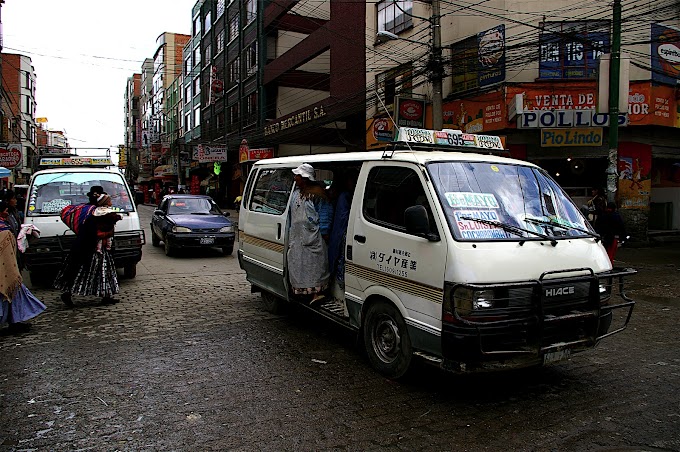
[540,128,603,147]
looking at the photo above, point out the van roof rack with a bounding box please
[35,148,114,169]
[378,127,508,159]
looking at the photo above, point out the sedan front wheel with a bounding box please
[164,239,175,257]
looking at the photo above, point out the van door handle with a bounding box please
[277,223,282,240]
[354,235,366,243]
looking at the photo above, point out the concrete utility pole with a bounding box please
[431,0,443,131]
[607,0,622,203]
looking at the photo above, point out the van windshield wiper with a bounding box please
[524,217,600,242]
[459,216,557,246]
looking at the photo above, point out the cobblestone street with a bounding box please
[1,205,678,451]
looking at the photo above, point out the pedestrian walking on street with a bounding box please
[2,189,25,270]
[0,200,46,335]
[53,186,123,307]
[287,163,334,304]
[595,201,627,264]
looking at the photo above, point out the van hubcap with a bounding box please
[372,314,401,363]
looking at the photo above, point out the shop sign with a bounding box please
[395,97,426,128]
[518,109,627,129]
[373,117,394,142]
[651,23,680,85]
[540,128,603,147]
[240,147,274,163]
[150,143,161,159]
[263,103,327,136]
[539,21,609,79]
[627,82,676,127]
[443,89,506,133]
[0,144,22,168]
[193,145,228,163]
[153,165,174,178]
[118,145,127,169]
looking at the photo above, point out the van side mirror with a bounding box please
[154,209,164,216]
[404,205,440,242]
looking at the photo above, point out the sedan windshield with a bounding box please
[168,198,222,215]
[427,161,594,242]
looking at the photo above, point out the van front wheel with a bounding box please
[363,300,412,379]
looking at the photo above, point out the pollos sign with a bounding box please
[517,109,628,129]
[0,144,22,168]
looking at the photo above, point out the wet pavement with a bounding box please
[0,205,678,451]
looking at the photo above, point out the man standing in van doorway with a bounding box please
[288,164,334,304]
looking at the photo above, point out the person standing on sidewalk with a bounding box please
[0,200,46,335]
[53,186,123,306]
[595,201,627,264]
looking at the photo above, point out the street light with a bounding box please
[374,0,444,130]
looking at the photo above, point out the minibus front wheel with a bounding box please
[363,300,412,379]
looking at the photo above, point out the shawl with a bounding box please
[0,229,22,300]
[60,204,97,235]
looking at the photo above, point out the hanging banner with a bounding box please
[617,142,652,210]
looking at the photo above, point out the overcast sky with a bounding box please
[3,1,196,160]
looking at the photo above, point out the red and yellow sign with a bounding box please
[443,89,506,133]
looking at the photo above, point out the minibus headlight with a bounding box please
[219,225,234,233]
[172,226,192,233]
[454,287,496,315]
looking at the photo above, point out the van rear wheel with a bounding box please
[363,300,412,379]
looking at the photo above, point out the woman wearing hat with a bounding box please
[288,163,334,304]
[53,186,122,306]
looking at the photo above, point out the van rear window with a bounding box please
[27,172,135,216]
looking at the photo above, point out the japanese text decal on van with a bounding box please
[445,192,499,209]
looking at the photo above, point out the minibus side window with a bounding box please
[363,166,435,234]
[248,168,294,215]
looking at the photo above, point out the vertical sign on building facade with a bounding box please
[539,21,609,79]
[651,23,680,85]
[451,25,505,94]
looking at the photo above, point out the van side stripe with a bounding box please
[346,262,443,304]
[241,233,285,254]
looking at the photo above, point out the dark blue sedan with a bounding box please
[150,195,235,256]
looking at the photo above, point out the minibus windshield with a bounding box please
[427,161,595,242]
[27,172,135,216]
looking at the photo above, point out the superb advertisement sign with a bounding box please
[651,23,680,85]
[451,25,505,94]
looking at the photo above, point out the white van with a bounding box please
[23,156,145,283]
[238,128,636,378]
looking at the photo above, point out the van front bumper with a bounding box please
[24,230,145,271]
[440,267,636,372]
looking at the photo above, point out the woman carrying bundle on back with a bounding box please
[54,186,123,306]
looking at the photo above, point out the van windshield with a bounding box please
[27,172,135,216]
[427,161,594,242]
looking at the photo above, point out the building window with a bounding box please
[228,57,240,88]
[216,30,225,55]
[376,64,413,109]
[184,57,191,75]
[185,85,192,102]
[193,16,201,35]
[245,42,257,76]
[204,11,212,33]
[229,103,239,127]
[245,92,257,125]
[216,0,225,18]
[229,13,239,42]
[185,112,192,130]
[245,0,257,24]
[194,76,201,96]
[194,48,201,67]
[204,44,212,66]
[377,1,413,35]
[194,106,201,127]
[539,21,609,79]
[25,71,31,90]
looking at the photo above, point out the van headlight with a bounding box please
[598,277,613,303]
[219,225,234,233]
[454,287,495,315]
[172,226,192,233]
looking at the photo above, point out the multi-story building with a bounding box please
[1,53,37,185]
[124,73,142,187]
[365,0,680,238]
[138,58,154,198]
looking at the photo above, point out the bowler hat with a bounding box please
[86,185,104,197]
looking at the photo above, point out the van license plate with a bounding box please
[543,349,571,365]
[200,237,215,245]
